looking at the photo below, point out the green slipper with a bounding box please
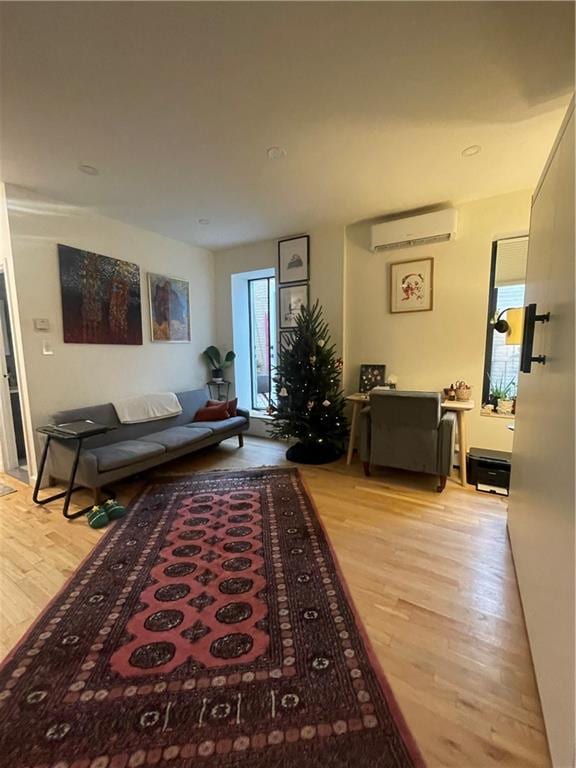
[102,498,126,520]
[87,505,109,529]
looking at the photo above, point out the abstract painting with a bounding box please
[390,257,434,313]
[58,245,142,344]
[148,273,191,342]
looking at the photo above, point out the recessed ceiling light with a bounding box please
[461,145,481,157]
[78,163,99,176]
[266,146,287,160]
[198,218,210,225]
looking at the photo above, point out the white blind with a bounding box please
[495,236,529,286]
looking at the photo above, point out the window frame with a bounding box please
[247,275,275,412]
[482,241,499,404]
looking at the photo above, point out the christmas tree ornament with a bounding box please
[307,400,314,410]
[322,399,331,407]
[279,387,288,397]
[309,355,316,364]
[318,339,326,348]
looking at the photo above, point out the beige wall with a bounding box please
[6,185,214,470]
[214,223,345,359]
[344,189,532,452]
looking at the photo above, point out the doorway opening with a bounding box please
[0,269,28,482]
[231,268,276,416]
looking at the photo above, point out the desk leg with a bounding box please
[32,435,52,504]
[457,411,468,486]
[33,436,93,519]
[347,402,361,465]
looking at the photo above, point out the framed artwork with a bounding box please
[278,235,309,284]
[359,364,387,393]
[279,330,296,351]
[148,273,191,342]
[58,244,142,345]
[279,283,309,329]
[390,257,434,313]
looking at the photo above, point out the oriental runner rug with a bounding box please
[0,467,425,768]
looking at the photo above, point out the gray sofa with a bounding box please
[47,389,249,499]
[360,390,456,491]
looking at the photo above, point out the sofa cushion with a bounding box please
[142,426,213,451]
[186,416,247,435]
[208,398,238,416]
[90,440,166,473]
[194,402,230,422]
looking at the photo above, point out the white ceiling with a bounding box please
[1,2,574,250]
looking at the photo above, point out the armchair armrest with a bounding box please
[359,406,371,462]
[437,411,456,475]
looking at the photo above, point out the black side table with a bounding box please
[33,423,113,520]
[206,380,231,402]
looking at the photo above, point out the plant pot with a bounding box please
[497,398,514,415]
[211,368,223,382]
[286,442,342,465]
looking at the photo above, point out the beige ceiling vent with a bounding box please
[371,208,457,251]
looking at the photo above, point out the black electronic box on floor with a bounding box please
[467,447,512,496]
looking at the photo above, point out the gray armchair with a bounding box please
[359,390,456,492]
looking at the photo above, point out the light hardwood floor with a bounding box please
[0,437,550,768]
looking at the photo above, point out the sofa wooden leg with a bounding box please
[91,487,103,505]
[363,461,371,477]
[437,475,447,493]
[238,433,244,448]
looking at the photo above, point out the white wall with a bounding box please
[344,189,533,452]
[6,185,214,469]
[214,224,345,364]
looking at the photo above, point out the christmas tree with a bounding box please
[269,300,349,464]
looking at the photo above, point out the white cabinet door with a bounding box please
[507,103,574,768]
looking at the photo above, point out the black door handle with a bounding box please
[520,303,550,373]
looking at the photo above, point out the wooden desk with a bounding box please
[441,399,475,486]
[345,393,475,486]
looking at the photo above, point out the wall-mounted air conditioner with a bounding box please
[371,208,457,251]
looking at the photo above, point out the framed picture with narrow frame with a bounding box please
[148,272,191,342]
[279,282,309,329]
[278,235,310,285]
[390,257,434,313]
[279,330,296,352]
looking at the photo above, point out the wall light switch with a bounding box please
[34,318,50,332]
[42,340,54,356]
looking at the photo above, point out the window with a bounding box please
[248,277,276,410]
[231,268,276,415]
[482,237,528,404]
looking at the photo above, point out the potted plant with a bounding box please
[489,376,516,414]
[202,346,236,382]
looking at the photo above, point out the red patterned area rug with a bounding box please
[0,467,425,768]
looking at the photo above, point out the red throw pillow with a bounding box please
[194,402,230,422]
[208,397,238,417]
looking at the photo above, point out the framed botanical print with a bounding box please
[279,283,309,329]
[278,235,309,284]
[390,257,434,313]
[148,273,191,342]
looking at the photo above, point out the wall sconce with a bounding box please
[491,307,524,345]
